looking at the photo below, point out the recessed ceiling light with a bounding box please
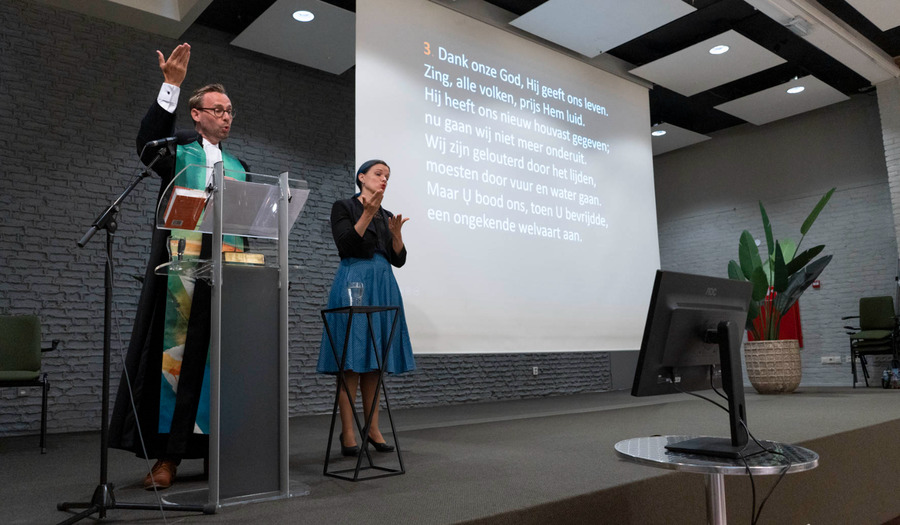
[292,10,314,22]
[786,86,805,94]
[709,45,730,55]
[651,130,667,137]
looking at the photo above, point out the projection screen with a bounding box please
[356,0,660,354]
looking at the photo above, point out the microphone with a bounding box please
[144,129,200,149]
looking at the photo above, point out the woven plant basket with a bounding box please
[743,339,802,394]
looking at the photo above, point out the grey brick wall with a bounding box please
[658,184,897,385]
[655,94,900,387]
[875,78,900,378]
[879,78,900,268]
[0,0,612,438]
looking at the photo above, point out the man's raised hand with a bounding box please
[157,43,191,87]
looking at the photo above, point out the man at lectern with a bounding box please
[109,43,249,490]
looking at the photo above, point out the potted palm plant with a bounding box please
[727,188,835,393]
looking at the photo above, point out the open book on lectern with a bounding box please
[156,164,309,240]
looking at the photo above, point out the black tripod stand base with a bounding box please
[57,483,211,524]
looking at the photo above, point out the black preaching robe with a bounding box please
[108,101,247,460]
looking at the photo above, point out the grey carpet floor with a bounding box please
[2,387,898,524]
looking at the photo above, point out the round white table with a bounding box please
[614,435,818,525]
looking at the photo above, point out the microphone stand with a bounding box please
[58,144,209,523]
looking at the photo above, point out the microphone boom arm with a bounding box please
[77,146,168,248]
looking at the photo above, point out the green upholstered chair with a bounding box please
[846,296,899,388]
[0,315,59,453]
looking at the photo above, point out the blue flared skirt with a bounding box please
[317,254,415,375]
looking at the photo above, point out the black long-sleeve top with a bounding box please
[331,197,407,267]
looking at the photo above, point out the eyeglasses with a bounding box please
[198,107,235,118]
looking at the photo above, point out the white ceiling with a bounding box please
[845,0,900,32]
[713,75,849,125]
[628,30,788,97]
[508,0,695,58]
[230,0,356,75]
[33,0,213,39]
[651,123,711,156]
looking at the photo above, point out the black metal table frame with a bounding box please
[320,305,405,481]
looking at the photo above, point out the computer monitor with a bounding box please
[631,270,762,458]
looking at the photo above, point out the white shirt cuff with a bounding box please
[156,83,180,113]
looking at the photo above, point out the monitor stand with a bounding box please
[666,436,769,459]
[665,321,770,459]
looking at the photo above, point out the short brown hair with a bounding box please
[188,83,228,123]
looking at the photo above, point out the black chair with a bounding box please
[843,296,899,387]
[0,315,59,452]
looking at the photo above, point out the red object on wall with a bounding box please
[747,300,804,348]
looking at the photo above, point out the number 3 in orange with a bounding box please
[424,42,431,55]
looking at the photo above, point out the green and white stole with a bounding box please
[158,140,246,434]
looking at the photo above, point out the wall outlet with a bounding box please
[821,356,842,364]
[532,366,539,376]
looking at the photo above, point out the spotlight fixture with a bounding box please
[786,86,805,94]
[292,10,315,22]
[651,130,667,137]
[785,16,811,37]
[709,45,730,55]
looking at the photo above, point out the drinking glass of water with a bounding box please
[347,282,364,306]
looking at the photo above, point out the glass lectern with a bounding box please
[155,162,308,508]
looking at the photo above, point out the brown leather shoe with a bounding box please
[143,459,177,490]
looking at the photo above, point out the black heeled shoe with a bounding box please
[367,437,395,453]
[339,433,359,457]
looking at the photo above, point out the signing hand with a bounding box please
[157,43,191,87]
[388,214,409,237]
[360,189,384,215]
[388,214,409,255]
[354,190,384,238]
